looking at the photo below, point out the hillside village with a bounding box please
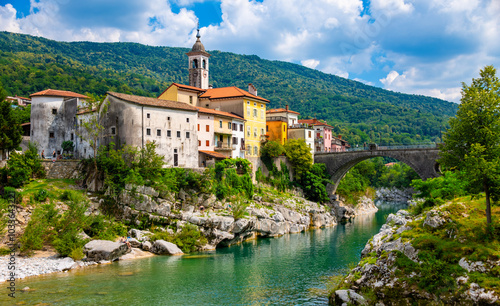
[19,30,349,169]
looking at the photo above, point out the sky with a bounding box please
[0,0,499,103]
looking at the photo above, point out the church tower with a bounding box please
[187,26,211,89]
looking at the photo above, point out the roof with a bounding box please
[298,119,333,128]
[199,86,270,103]
[196,107,244,120]
[266,108,300,115]
[158,83,207,98]
[107,92,198,112]
[199,150,227,159]
[30,89,88,99]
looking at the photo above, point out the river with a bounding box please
[3,202,406,305]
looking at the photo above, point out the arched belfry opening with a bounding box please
[186,24,211,89]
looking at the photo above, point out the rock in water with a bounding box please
[151,240,184,255]
[84,240,129,262]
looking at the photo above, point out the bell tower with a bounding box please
[187,25,211,89]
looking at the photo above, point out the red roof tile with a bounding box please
[30,89,88,99]
[199,86,269,103]
[107,92,198,112]
[196,107,244,120]
[199,150,228,159]
[298,119,333,128]
[266,108,300,115]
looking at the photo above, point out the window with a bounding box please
[283,125,286,132]
[308,131,312,138]
[266,125,269,132]
[260,110,264,119]
[157,129,161,136]
[71,133,74,140]
[146,128,151,136]
[206,140,210,146]
[233,137,238,145]
[177,131,181,138]
[261,128,264,135]
[49,132,54,138]
[247,107,250,116]
[219,135,223,142]
[247,101,250,105]
[111,127,116,135]
[167,116,171,121]
[317,133,320,138]
[240,124,243,132]
[167,130,171,137]
[206,125,210,132]
[186,118,190,123]
[246,145,251,155]
[260,104,263,108]
[228,122,231,129]
[147,113,150,119]
[189,96,193,104]
[198,140,201,146]
[80,120,83,126]
[186,132,190,138]
[197,124,200,131]
[247,126,251,137]
[253,146,258,155]
[52,109,57,115]
[219,120,223,128]
[253,109,257,117]
[254,128,257,137]
[254,102,257,106]
[232,123,236,131]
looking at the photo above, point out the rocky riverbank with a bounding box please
[330,198,500,305]
[375,187,413,203]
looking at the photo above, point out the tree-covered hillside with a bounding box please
[0,31,458,145]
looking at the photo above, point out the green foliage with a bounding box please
[85,214,127,240]
[284,139,312,180]
[0,92,22,152]
[34,189,49,202]
[232,200,249,220]
[61,140,74,153]
[0,32,457,147]
[6,143,45,187]
[260,140,285,171]
[150,224,207,253]
[213,158,253,200]
[439,65,500,224]
[411,171,467,201]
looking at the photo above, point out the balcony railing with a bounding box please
[215,142,232,150]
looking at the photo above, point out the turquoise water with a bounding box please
[3,203,404,305]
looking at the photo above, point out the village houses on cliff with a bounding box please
[29,28,349,169]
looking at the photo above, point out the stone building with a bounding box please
[298,119,333,153]
[30,89,88,158]
[99,91,199,168]
[266,106,300,145]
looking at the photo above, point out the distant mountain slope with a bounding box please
[0,31,458,145]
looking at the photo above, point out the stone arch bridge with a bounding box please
[314,148,440,194]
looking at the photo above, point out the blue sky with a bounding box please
[1,0,499,103]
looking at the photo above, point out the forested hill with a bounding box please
[0,31,458,145]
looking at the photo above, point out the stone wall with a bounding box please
[41,160,80,179]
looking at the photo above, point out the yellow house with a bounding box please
[158,83,204,106]
[266,107,301,145]
[199,85,269,157]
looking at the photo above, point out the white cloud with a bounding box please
[353,78,374,86]
[0,4,20,33]
[301,59,320,69]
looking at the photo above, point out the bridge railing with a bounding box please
[346,143,440,152]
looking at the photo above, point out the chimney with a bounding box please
[338,135,342,139]
[248,83,257,96]
[286,105,289,111]
[209,84,213,89]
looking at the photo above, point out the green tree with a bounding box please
[0,84,22,155]
[439,65,500,225]
[284,139,312,180]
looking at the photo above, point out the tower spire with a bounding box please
[196,21,200,39]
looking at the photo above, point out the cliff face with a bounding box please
[330,198,500,305]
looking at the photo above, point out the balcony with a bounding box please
[215,142,232,151]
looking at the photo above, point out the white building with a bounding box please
[100,92,199,168]
[30,89,88,158]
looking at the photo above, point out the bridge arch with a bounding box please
[314,148,440,194]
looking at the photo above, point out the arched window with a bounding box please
[202,60,206,69]
[192,59,198,68]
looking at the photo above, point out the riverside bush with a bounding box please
[34,189,48,202]
[150,224,207,253]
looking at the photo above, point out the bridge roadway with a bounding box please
[314,147,440,194]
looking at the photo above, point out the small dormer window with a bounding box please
[247,101,250,105]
